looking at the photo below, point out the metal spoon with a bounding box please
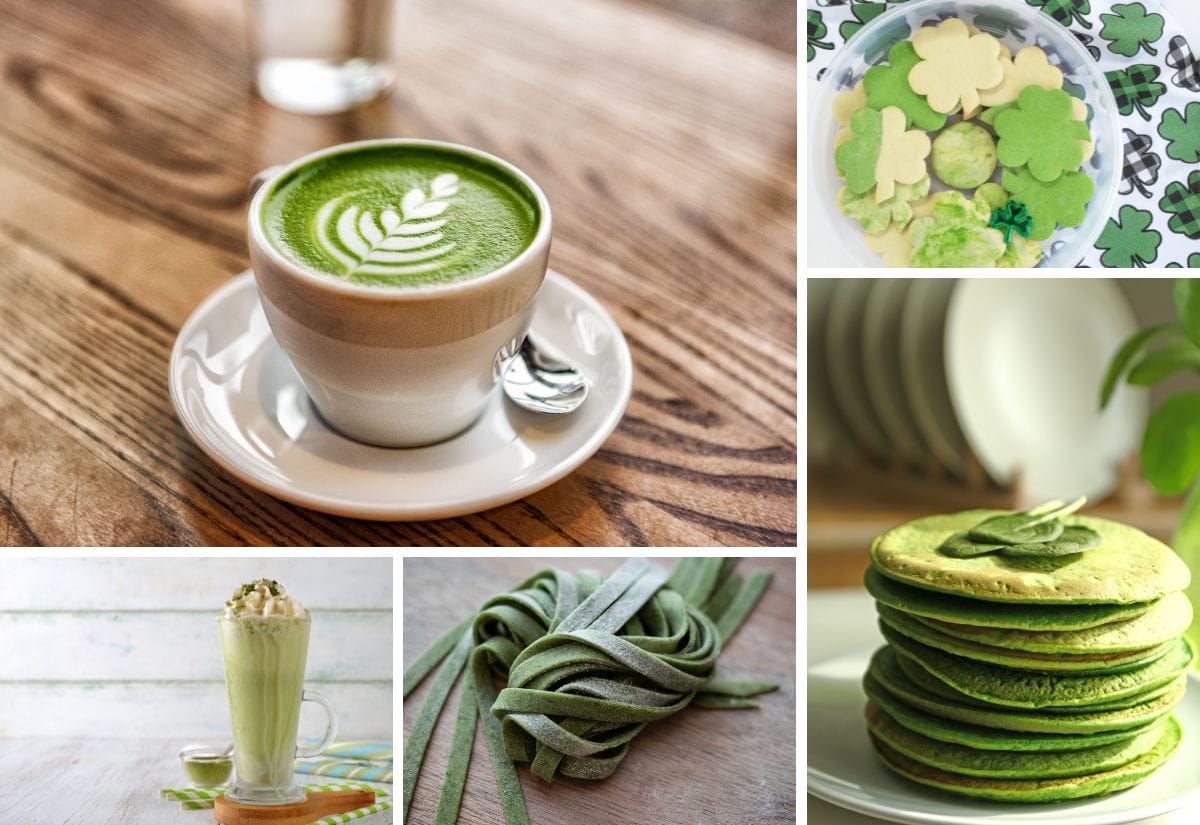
[503,336,589,414]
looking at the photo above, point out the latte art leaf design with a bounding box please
[314,173,462,277]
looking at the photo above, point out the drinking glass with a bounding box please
[218,614,338,805]
[245,0,395,114]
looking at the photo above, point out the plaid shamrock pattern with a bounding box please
[807,0,1200,267]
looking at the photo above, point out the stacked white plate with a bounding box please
[808,278,1148,502]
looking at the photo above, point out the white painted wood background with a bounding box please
[0,557,393,739]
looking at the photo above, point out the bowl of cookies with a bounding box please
[810,0,1121,268]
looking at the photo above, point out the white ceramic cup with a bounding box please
[248,138,552,447]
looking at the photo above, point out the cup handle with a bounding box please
[296,688,339,758]
[248,165,284,198]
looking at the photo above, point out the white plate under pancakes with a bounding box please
[168,269,631,520]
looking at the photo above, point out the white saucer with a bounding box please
[809,648,1200,825]
[169,269,632,520]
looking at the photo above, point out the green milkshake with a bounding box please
[218,579,336,806]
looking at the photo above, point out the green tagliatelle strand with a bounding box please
[402,558,777,824]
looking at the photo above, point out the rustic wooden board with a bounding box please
[403,557,797,824]
[0,738,394,825]
[214,789,375,825]
[0,0,796,546]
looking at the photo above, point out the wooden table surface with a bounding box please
[0,0,797,547]
[404,556,797,824]
[4,738,394,825]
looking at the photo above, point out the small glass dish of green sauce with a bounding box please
[178,744,233,787]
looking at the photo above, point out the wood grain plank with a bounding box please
[0,0,796,545]
[403,557,796,824]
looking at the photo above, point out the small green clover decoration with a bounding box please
[988,199,1034,244]
[995,86,1092,182]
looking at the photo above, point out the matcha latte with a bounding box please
[863,504,1193,802]
[260,144,540,287]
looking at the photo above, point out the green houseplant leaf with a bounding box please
[1141,393,1200,495]
[1099,322,1179,409]
[1127,338,1200,386]
[1174,279,1200,349]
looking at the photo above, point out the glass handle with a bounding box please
[296,688,338,758]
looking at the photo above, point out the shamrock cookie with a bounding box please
[874,106,931,201]
[995,86,1091,182]
[974,182,1010,212]
[836,106,930,202]
[908,19,1005,115]
[1002,166,1095,240]
[838,176,931,234]
[836,107,884,195]
[833,80,867,126]
[864,41,948,131]
[977,46,1064,108]
[931,122,997,189]
[908,191,1006,267]
[865,194,937,266]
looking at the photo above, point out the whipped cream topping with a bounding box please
[223,579,307,618]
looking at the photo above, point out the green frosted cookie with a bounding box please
[997,233,1044,267]
[931,122,997,189]
[974,182,1010,211]
[837,177,930,234]
[908,191,1005,267]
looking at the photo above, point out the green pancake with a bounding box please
[868,716,1182,801]
[878,605,1173,672]
[864,566,1153,630]
[869,646,1186,733]
[912,590,1193,654]
[893,646,1185,714]
[865,701,1166,778]
[884,624,1196,709]
[863,670,1160,750]
[870,510,1191,604]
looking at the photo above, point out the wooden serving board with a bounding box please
[213,790,375,825]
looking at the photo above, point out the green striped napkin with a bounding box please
[296,741,393,782]
[159,782,391,823]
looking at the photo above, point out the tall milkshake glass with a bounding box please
[218,580,337,805]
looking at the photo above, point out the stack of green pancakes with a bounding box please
[863,507,1194,802]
